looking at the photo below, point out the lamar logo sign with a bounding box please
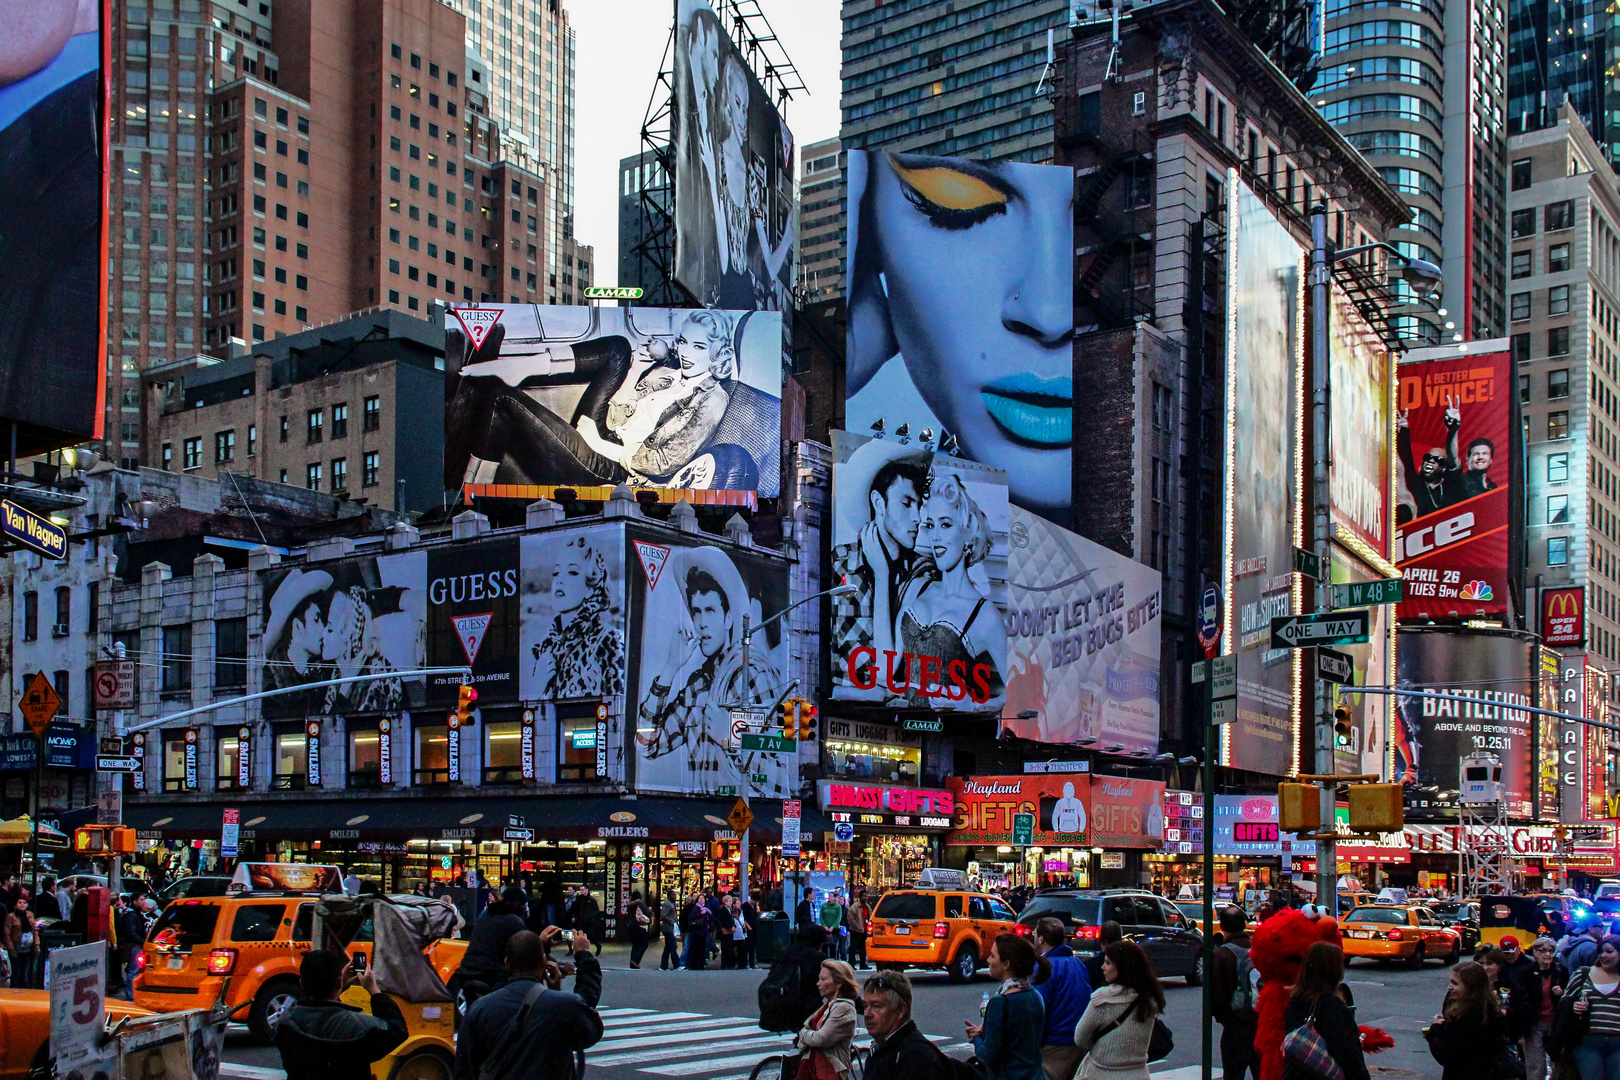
[1543,587,1585,647]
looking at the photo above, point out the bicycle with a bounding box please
[748,1042,871,1080]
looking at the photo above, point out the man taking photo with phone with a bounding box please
[274,949,408,1080]
[455,927,604,1080]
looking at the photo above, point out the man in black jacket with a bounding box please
[861,970,952,1080]
[1211,907,1259,1080]
[458,886,532,989]
[454,929,603,1080]
[275,951,408,1080]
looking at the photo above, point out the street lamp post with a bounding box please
[1305,203,1440,909]
[731,581,857,904]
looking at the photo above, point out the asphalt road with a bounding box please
[217,947,1454,1080]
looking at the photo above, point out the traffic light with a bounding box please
[74,825,136,855]
[1334,705,1354,747]
[1346,783,1403,832]
[455,684,478,725]
[796,701,819,741]
[780,697,799,737]
[1278,782,1321,833]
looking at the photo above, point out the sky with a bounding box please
[567,0,843,288]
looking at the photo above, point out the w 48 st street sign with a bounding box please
[1269,610,1371,650]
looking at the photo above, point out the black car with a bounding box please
[1016,889,1204,985]
[1429,899,1480,950]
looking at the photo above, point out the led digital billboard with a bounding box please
[672,0,795,313]
[1221,176,1303,777]
[1395,346,1512,618]
[1394,626,1535,818]
[1003,507,1161,751]
[444,304,783,497]
[1329,286,1393,555]
[830,430,1009,712]
[0,4,108,453]
[844,150,1074,516]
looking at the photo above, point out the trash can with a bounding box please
[755,911,790,963]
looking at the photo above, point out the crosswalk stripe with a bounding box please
[603,1015,755,1037]
[602,1011,718,1028]
[596,1023,771,1052]
[589,1035,791,1067]
[1149,1067,1209,1080]
[219,1067,285,1080]
[599,1006,658,1017]
[644,1050,799,1076]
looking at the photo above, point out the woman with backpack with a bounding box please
[796,959,861,1078]
[1073,941,1165,1080]
[1424,959,1512,1080]
[964,933,1047,1080]
[1285,943,1367,1080]
[1568,934,1620,1079]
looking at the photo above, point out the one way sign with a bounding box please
[1269,611,1370,650]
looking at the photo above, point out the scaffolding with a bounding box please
[629,0,805,306]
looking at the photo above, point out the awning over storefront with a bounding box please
[126,795,831,845]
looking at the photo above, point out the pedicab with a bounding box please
[1478,894,1553,949]
[307,892,465,1080]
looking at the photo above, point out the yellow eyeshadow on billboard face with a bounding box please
[890,162,1008,211]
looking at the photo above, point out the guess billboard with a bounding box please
[1395,346,1512,619]
[817,781,954,830]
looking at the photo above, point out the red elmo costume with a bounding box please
[1249,910,1343,1080]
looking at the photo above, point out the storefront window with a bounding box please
[415,722,450,785]
[272,727,308,790]
[822,722,923,784]
[349,722,381,787]
[558,706,598,782]
[485,719,524,783]
[163,730,192,792]
[216,733,240,791]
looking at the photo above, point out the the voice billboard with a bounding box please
[1394,347,1512,619]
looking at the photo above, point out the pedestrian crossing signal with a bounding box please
[75,825,136,854]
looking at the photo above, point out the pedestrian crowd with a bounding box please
[0,871,158,994]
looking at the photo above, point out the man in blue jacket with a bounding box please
[1032,918,1092,1080]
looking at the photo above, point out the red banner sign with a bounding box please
[946,775,1166,849]
[1395,349,1512,618]
[1543,587,1586,647]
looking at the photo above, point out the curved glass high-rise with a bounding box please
[1318,0,1509,342]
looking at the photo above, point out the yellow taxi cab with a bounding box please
[0,989,149,1080]
[1338,904,1461,968]
[867,876,1022,983]
[135,869,466,1042]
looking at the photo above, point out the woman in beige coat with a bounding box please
[798,958,861,1077]
[1073,942,1165,1080]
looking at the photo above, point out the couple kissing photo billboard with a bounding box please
[830,430,1010,711]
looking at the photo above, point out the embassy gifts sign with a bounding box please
[946,774,1166,848]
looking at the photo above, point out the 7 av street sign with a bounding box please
[1269,611,1371,650]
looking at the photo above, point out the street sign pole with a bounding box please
[1201,659,1215,1080]
[1308,203,1337,923]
